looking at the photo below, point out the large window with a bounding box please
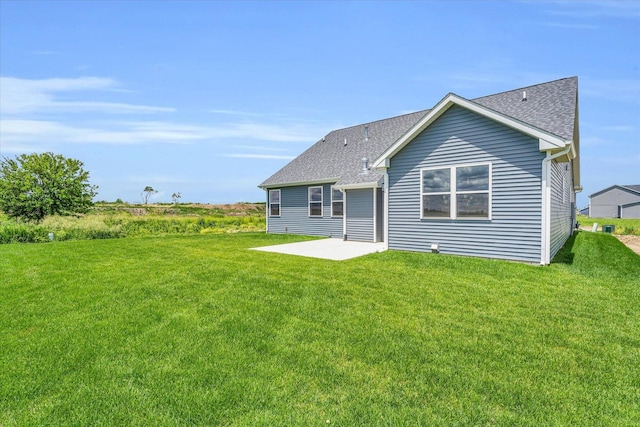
[421,163,491,219]
[269,189,280,217]
[308,186,323,217]
[331,186,343,217]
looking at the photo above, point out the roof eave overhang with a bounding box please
[372,93,571,169]
[259,178,339,189]
[333,180,383,190]
[589,185,640,198]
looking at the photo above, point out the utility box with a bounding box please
[602,225,615,234]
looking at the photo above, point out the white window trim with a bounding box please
[330,186,344,218]
[308,186,323,217]
[420,162,492,220]
[268,189,281,217]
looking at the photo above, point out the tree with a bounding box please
[0,152,98,222]
[141,186,157,204]
[171,192,181,205]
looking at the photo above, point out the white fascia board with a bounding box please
[539,138,565,151]
[372,95,454,168]
[259,178,339,189]
[333,181,382,190]
[372,93,570,168]
[373,159,390,169]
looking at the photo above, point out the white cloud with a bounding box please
[216,122,321,142]
[0,118,326,151]
[536,21,598,30]
[208,109,265,117]
[600,125,637,132]
[124,175,195,185]
[223,153,296,160]
[582,77,640,104]
[580,135,612,147]
[233,145,289,152]
[0,76,174,115]
[0,119,202,146]
[31,50,60,55]
[0,75,331,155]
[540,0,640,19]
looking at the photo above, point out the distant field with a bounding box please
[0,202,266,243]
[1,231,639,425]
[577,215,640,235]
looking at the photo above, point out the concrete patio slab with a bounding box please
[251,238,386,261]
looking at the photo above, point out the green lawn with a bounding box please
[577,214,640,235]
[1,232,639,425]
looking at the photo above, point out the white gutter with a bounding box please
[333,181,381,190]
[540,143,573,265]
[259,178,339,190]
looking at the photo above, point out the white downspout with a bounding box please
[372,187,377,243]
[265,189,269,234]
[342,189,347,240]
[383,169,390,250]
[541,144,572,265]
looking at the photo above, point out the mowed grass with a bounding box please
[577,214,640,235]
[1,232,639,425]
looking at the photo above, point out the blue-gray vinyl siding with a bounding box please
[346,188,374,242]
[387,105,545,263]
[621,202,640,218]
[266,184,343,237]
[590,187,640,218]
[549,159,574,260]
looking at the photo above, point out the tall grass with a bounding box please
[0,204,266,243]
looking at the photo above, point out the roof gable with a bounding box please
[372,89,574,168]
[260,77,579,189]
[590,184,640,198]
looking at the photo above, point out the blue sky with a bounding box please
[1,1,638,208]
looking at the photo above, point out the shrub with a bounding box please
[0,223,49,243]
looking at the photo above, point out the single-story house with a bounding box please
[259,77,581,264]
[589,185,640,218]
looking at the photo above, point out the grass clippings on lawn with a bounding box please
[1,231,639,425]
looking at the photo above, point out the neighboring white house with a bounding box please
[259,77,581,264]
[589,185,640,218]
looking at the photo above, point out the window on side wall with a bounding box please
[331,186,343,217]
[421,163,491,219]
[309,186,323,217]
[269,189,280,217]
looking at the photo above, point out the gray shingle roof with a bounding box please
[589,184,640,198]
[624,185,640,193]
[472,76,577,141]
[260,77,578,188]
[259,109,428,188]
